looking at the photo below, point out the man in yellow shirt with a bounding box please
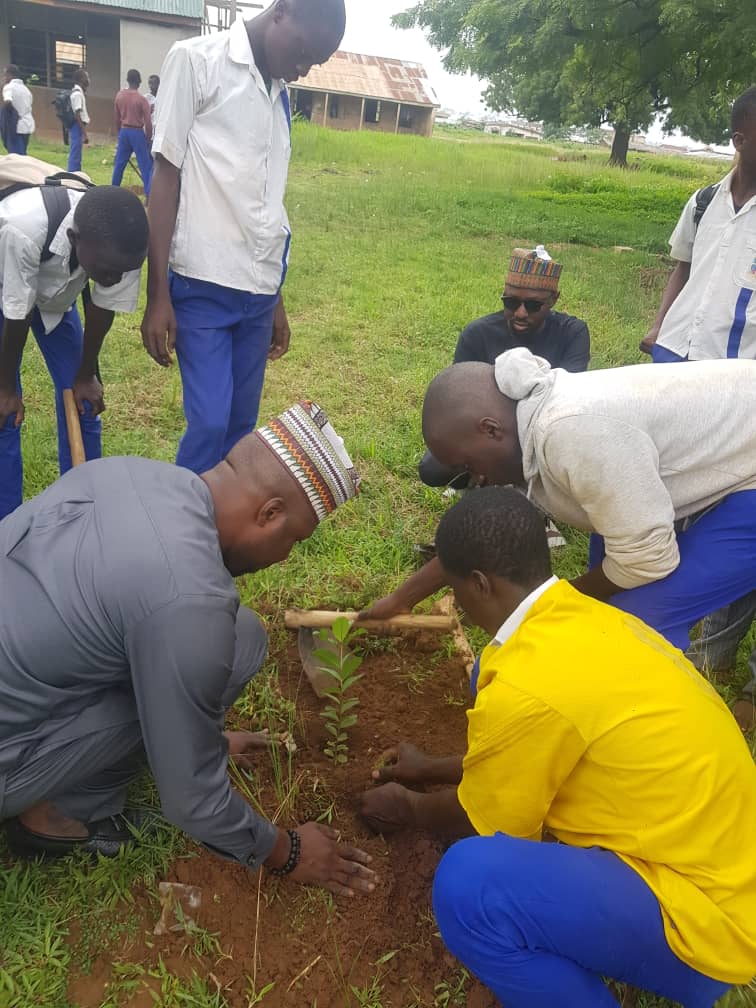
[360,487,756,1007]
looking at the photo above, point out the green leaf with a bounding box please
[340,714,358,728]
[342,654,364,677]
[331,616,352,642]
[312,648,340,668]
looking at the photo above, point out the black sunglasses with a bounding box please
[502,295,550,314]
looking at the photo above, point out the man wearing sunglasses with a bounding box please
[419,246,590,490]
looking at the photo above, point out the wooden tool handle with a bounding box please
[63,389,86,467]
[284,610,456,632]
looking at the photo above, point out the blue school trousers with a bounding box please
[111,127,153,196]
[67,122,84,172]
[0,306,101,520]
[171,272,279,474]
[433,834,729,1008]
[588,490,756,652]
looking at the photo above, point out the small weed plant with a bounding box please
[316,617,364,764]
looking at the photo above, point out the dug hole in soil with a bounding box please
[68,633,498,1008]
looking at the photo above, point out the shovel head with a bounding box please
[297,626,354,699]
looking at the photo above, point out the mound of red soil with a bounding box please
[68,639,498,1008]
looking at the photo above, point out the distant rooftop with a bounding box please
[296,51,439,108]
[60,0,203,18]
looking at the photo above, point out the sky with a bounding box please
[338,0,489,116]
[257,0,732,149]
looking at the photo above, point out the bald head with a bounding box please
[202,433,318,577]
[422,362,524,488]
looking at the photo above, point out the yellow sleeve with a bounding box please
[459,682,587,838]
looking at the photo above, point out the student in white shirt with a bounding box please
[141,0,346,475]
[640,86,756,731]
[0,186,147,519]
[145,74,159,127]
[2,66,34,155]
[642,87,756,363]
[68,68,91,172]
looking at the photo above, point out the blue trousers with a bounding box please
[67,122,84,171]
[111,127,153,196]
[171,272,278,474]
[433,835,729,1008]
[587,490,756,652]
[0,307,101,520]
[8,133,29,155]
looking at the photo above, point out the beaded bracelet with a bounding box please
[268,829,301,876]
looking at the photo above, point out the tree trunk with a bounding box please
[608,123,631,167]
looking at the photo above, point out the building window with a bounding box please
[54,40,86,85]
[399,108,414,129]
[329,97,339,119]
[9,28,87,88]
[364,99,381,124]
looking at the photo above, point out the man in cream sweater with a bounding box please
[363,349,756,659]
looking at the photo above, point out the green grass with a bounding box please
[1,128,753,1007]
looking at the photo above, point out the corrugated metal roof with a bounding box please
[62,0,203,19]
[296,51,439,108]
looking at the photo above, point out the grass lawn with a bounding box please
[0,127,753,1007]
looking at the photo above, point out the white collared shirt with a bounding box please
[152,18,292,295]
[0,188,141,333]
[657,170,756,360]
[70,84,90,125]
[2,79,35,134]
[493,576,559,648]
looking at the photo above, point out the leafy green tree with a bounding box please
[394,0,756,165]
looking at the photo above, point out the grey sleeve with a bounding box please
[124,598,278,867]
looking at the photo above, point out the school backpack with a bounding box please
[693,182,720,229]
[0,153,94,262]
[52,90,76,130]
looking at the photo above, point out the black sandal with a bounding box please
[4,807,159,861]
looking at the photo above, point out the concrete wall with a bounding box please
[30,85,114,140]
[119,20,197,84]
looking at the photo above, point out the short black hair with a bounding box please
[73,186,149,258]
[732,86,756,132]
[5,65,20,78]
[291,0,346,33]
[149,74,160,85]
[126,68,141,87]
[436,486,552,590]
[73,67,88,86]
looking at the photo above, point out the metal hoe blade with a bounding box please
[297,626,355,699]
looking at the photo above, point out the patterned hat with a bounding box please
[255,400,360,522]
[506,245,562,291]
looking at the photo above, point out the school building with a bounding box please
[0,0,203,137]
[290,51,439,138]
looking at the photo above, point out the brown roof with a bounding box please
[295,51,439,108]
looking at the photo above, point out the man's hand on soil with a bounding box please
[287,822,376,897]
[359,782,417,834]
[225,729,291,769]
[371,743,435,788]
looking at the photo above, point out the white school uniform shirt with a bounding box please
[2,79,35,135]
[152,17,292,295]
[656,170,756,360]
[70,84,90,125]
[0,188,140,333]
[144,91,157,124]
